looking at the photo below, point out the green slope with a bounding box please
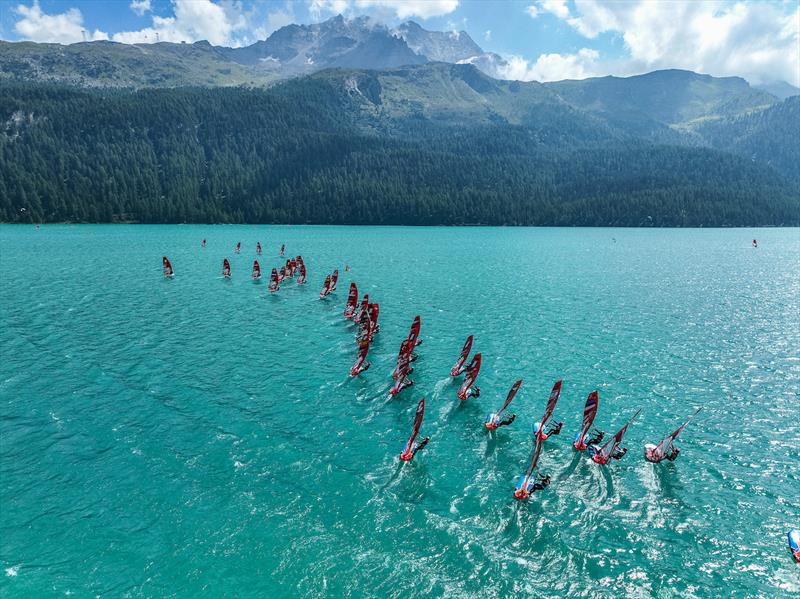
[692,96,800,181]
[546,69,778,128]
[0,40,278,88]
[1,77,796,226]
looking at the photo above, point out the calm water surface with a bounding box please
[1,225,799,598]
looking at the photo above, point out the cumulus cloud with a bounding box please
[308,0,458,21]
[544,0,800,85]
[499,48,601,82]
[355,0,459,20]
[129,0,151,16]
[250,3,295,40]
[112,0,249,46]
[13,0,108,43]
[539,0,570,19]
[308,0,350,20]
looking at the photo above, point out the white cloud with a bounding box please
[307,0,458,21]
[130,0,151,16]
[499,48,600,82]
[484,29,491,42]
[267,8,295,32]
[112,0,249,46]
[354,0,459,20]
[540,0,570,19]
[549,0,800,85]
[252,5,295,40]
[13,0,108,43]
[526,0,569,19]
[308,0,350,20]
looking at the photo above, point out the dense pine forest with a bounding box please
[1,77,798,226]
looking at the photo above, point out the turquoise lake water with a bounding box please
[1,225,799,597]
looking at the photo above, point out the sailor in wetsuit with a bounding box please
[514,473,551,499]
[400,436,429,461]
[534,420,563,440]
[486,414,516,430]
[644,443,679,462]
[464,386,480,399]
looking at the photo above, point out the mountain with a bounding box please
[2,66,797,226]
[393,21,483,62]
[220,15,425,76]
[545,69,777,128]
[754,80,800,101]
[1,16,796,226]
[0,39,276,88]
[693,96,800,181]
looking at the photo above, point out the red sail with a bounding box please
[297,261,307,284]
[457,353,482,400]
[576,391,599,448]
[279,244,285,256]
[540,380,562,428]
[234,242,241,253]
[392,338,412,380]
[649,408,701,461]
[525,433,545,481]
[369,303,379,330]
[330,269,339,291]
[268,268,280,292]
[256,242,262,255]
[222,258,231,278]
[162,256,174,277]
[356,295,369,323]
[320,275,332,298]
[450,335,473,376]
[595,409,640,463]
[408,315,421,347]
[496,379,523,417]
[401,398,426,455]
[344,282,358,319]
[350,339,370,376]
[252,260,261,279]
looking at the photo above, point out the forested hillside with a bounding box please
[1,75,797,226]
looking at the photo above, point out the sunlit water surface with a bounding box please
[1,225,799,597]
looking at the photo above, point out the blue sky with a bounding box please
[1,1,798,84]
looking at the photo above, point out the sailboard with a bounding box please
[320,275,332,299]
[350,339,370,376]
[457,353,482,400]
[162,256,174,277]
[344,282,358,319]
[268,268,280,292]
[645,408,701,463]
[450,335,473,377]
[514,434,545,500]
[485,379,522,430]
[592,409,641,465]
[573,391,599,450]
[399,398,426,461]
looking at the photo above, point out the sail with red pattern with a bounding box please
[268,268,280,292]
[344,282,358,319]
[450,335,473,376]
[457,353,482,400]
[162,256,174,277]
